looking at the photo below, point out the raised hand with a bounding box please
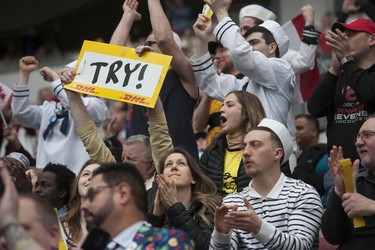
[301,4,315,26]
[135,45,155,57]
[214,203,236,234]
[325,29,351,62]
[19,56,38,74]
[123,0,141,21]
[39,66,59,82]
[206,0,232,21]
[152,187,167,216]
[328,146,345,196]
[223,196,262,234]
[193,14,212,40]
[60,67,76,85]
[156,174,178,209]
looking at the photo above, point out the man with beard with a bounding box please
[322,114,375,249]
[81,162,194,249]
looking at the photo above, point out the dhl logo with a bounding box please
[120,94,150,105]
[73,85,97,94]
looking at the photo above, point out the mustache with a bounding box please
[83,210,95,218]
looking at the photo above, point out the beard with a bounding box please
[84,197,115,230]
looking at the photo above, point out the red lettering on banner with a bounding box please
[73,85,96,94]
[120,94,149,105]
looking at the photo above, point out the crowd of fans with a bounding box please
[0,0,375,249]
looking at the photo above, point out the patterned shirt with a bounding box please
[106,221,195,250]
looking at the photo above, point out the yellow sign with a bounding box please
[64,40,172,108]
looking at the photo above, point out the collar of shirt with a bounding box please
[111,220,145,248]
[248,173,286,199]
[358,169,375,185]
[145,174,155,191]
[58,205,68,219]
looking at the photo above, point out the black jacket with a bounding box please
[199,137,250,196]
[292,143,327,195]
[308,62,375,162]
[322,170,375,249]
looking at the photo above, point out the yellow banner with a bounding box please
[64,40,172,108]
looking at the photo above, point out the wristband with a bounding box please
[1,220,19,234]
[340,55,354,65]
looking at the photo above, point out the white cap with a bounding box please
[257,118,292,164]
[259,20,289,57]
[239,4,277,22]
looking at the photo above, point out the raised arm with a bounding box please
[11,56,43,129]
[147,0,198,99]
[60,68,115,163]
[190,14,244,101]
[284,4,320,75]
[192,91,211,133]
[110,0,141,46]
[147,97,173,172]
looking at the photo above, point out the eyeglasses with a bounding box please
[144,40,157,47]
[84,185,114,202]
[354,130,375,142]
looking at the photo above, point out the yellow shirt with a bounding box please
[222,148,243,194]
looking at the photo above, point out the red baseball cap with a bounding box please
[332,18,375,34]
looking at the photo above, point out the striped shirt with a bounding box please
[210,174,323,249]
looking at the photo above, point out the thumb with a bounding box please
[353,159,360,179]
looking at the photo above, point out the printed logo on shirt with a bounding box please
[334,85,367,124]
[222,172,237,194]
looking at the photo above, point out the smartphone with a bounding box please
[81,227,110,250]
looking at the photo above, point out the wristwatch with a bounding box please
[340,55,354,65]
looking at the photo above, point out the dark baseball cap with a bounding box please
[208,41,224,54]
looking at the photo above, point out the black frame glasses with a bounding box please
[353,130,375,143]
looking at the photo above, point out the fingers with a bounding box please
[156,174,172,189]
[20,56,38,65]
[39,67,59,82]
[60,67,76,84]
[135,46,153,57]
[242,195,253,210]
[194,14,210,31]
